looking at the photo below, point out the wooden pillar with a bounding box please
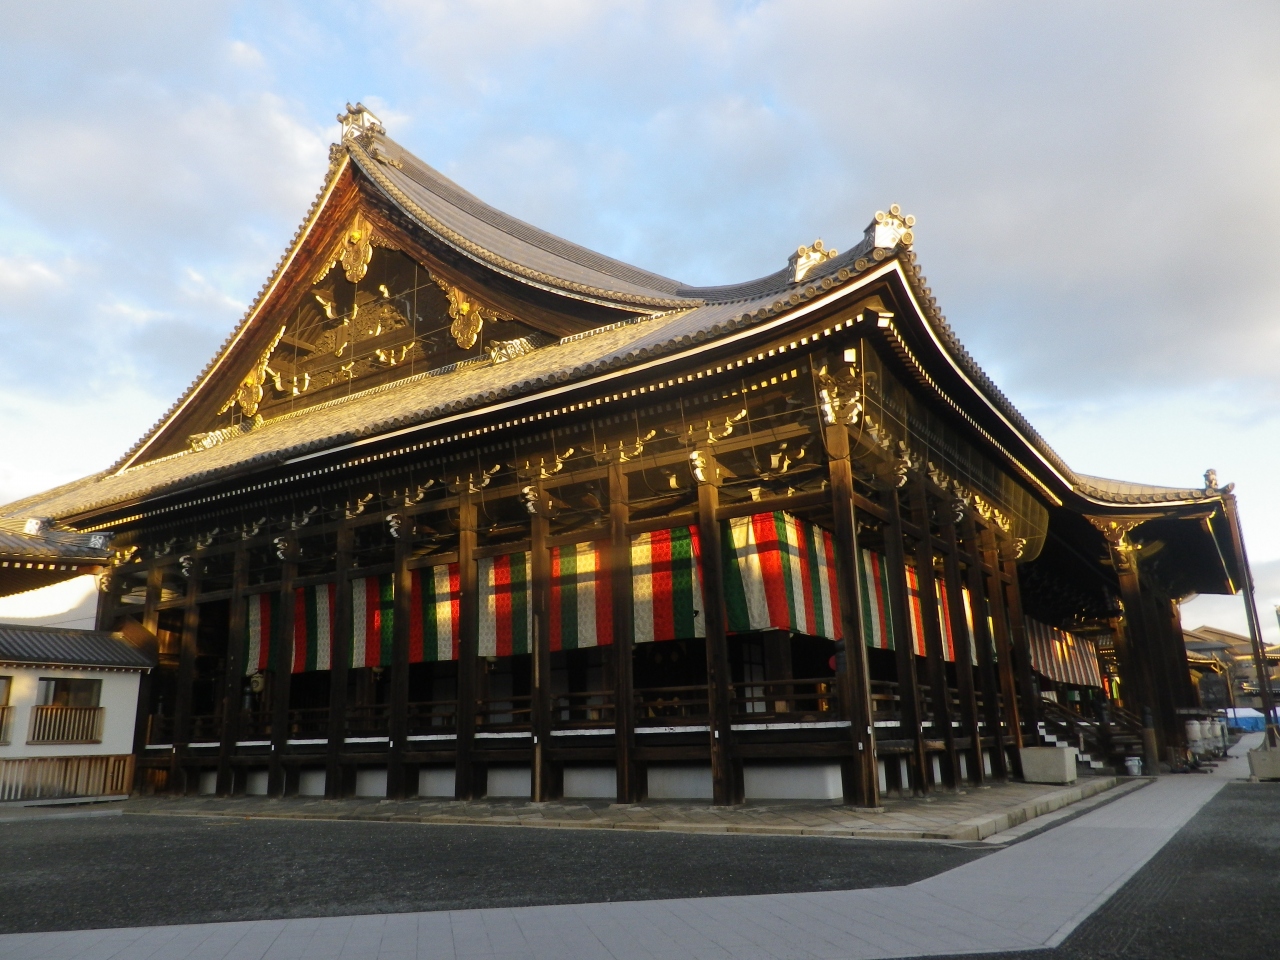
[387,525,412,799]
[454,493,480,799]
[608,463,639,803]
[1002,555,1041,745]
[825,424,878,806]
[961,516,1007,780]
[941,511,983,786]
[882,486,929,794]
[980,526,1023,773]
[170,567,200,793]
[216,547,250,796]
[694,450,740,806]
[1223,494,1278,745]
[529,493,554,801]
[325,522,353,799]
[269,557,296,797]
[909,479,959,788]
[132,565,163,761]
[1109,542,1162,743]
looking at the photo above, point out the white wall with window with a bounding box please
[0,665,139,759]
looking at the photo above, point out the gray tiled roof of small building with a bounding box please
[0,519,112,561]
[0,623,152,669]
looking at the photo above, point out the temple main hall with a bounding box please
[0,105,1254,805]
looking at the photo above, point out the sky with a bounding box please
[1,1,1278,637]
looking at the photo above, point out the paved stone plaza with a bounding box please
[0,738,1267,959]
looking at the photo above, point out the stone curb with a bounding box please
[122,777,1121,842]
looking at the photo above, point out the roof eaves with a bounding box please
[109,149,355,474]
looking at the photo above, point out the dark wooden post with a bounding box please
[326,522,353,798]
[1002,554,1041,745]
[170,566,200,793]
[694,450,740,806]
[529,491,554,801]
[132,565,163,762]
[980,525,1023,776]
[941,511,982,786]
[882,485,929,794]
[1223,494,1278,745]
[269,556,296,797]
[825,423,878,807]
[909,479,959,788]
[454,493,479,799]
[216,547,250,796]
[387,522,412,799]
[961,515,1007,780]
[608,462,639,803]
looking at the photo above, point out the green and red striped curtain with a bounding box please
[722,512,842,640]
[409,564,459,662]
[550,541,613,650]
[858,549,896,651]
[902,565,932,658]
[479,552,532,656]
[631,526,704,643]
[350,574,394,668]
[244,591,282,675]
[292,582,336,672]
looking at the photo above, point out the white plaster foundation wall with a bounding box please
[298,768,326,796]
[563,765,615,798]
[355,767,388,797]
[198,770,218,795]
[743,762,843,800]
[486,765,530,797]
[0,665,139,759]
[646,764,713,800]
[418,767,454,797]
[246,769,270,796]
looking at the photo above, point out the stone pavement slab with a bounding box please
[120,774,1119,842]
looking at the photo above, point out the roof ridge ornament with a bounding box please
[1204,468,1235,495]
[338,102,385,143]
[789,239,838,283]
[854,204,915,270]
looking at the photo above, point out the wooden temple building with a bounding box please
[1,104,1266,805]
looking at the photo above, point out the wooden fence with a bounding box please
[0,754,134,801]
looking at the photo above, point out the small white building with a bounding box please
[0,623,152,801]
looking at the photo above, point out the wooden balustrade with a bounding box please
[286,708,330,739]
[476,695,532,730]
[27,705,104,745]
[729,678,839,721]
[188,714,223,742]
[237,710,274,740]
[345,703,391,737]
[406,699,457,735]
[553,690,615,727]
[146,713,175,744]
[634,684,710,725]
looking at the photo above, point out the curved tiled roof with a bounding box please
[0,122,1227,524]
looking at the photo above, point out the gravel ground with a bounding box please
[0,813,987,933]
[928,781,1280,960]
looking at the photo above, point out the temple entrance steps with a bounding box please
[1036,698,1145,774]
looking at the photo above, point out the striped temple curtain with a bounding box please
[350,574,395,668]
[292,582,336,672]
[1025,617,1104,688]
[858,550,977,663]
[721,511,842,641]
[550,541,614,651]
[244,591,282,675]
[478,552,533,656]
[859,549,896,651]
[409,564,459,662]
[631,526,704,644]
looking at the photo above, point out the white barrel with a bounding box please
[1185,719,1203,752]
[1199,720,1215,749]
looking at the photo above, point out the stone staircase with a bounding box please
[1036,699,1146,774]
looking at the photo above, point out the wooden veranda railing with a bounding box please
[0,754,134,801]
[730,678,840,721]
[27,705,104,744]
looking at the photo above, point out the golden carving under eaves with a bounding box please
[433,277,508,349]
[314,213,399,285]
[1086,515,1145,547]
[218,325,286,419]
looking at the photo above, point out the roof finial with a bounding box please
[861,204,915,264]
[789,238,838,283]
[1204,469,1234,495]
[338,102,385,142]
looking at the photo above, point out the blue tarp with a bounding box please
[1226,707,1278,731]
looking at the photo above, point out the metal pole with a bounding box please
[1223,496,1276,747]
